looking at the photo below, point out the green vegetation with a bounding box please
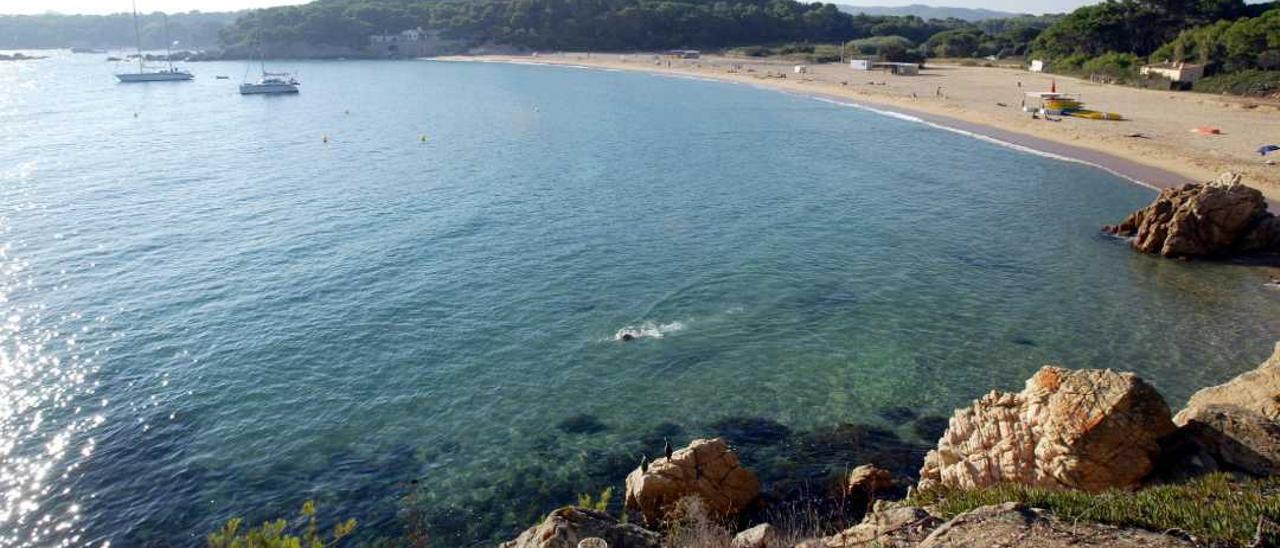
[907,473,1280,547]
[576,486,614,513]
[728,43,844,63]
[1025,0,1280,95]
[207,500,357,548]
[0,11,237,49]
[844,35,918,62]
[215,0,1054,61]
[219,0,856,52]
[1193,69,1280,95]
[1151,9,1280,73]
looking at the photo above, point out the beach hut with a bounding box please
[849,59,872,71]
[793,65,808,74]
[1029,59,1046,73]
[1140,62,1205,86]
[880,62,919,76]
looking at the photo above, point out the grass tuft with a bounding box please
[906,473,1280,546]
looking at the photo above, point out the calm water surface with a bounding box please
[1,53,1278,546]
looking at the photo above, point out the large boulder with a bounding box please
[918,366,1175,492]
[1102,173,1280,259]
[499,507,661,548]
[1171,342,1280,475]
[624,437,760,525]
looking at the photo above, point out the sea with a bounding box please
[1,52,1278,546]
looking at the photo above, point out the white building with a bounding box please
[1140,62,1205,84]
[369,27,430,56]
[849,59,872,71]
[1029,59,1046,73]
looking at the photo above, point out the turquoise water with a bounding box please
[1,53,1278,546]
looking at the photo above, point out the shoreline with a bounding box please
[433,54,1280,208]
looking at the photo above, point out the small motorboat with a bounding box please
[215,75,230,80]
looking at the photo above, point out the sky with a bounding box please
[0,0,1102,16]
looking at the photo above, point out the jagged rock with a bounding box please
[1102,173,1280,259]
[1176,342,1280,424]
[624,437,760,525]
[918,367,1175,492]
[499,507,661,548]
[917,502,1195,547]
[844,464,901,513]
[1170,343,1280,475]
[796,506,942,547]
[846,464,896,496]
[731,523,779,548]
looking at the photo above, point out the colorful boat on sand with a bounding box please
[1027,92,1124,121]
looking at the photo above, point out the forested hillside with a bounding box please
[1026,0,1280,94]
[0,11,238,49]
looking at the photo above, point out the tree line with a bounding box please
[1021,0,1280,93]
[0,11,237,49]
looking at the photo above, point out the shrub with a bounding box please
[664,496,733,548]
[577,486,614,513]
[207,500,357,548]
[1081,51,1142,82]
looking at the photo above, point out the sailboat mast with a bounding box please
[163,12,174,71]
[131,0,144,73]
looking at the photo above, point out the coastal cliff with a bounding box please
[505,343,1280,547]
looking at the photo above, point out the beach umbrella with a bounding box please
[1259,144,1280,156]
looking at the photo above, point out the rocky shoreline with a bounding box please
[501,342,1280,547]
[1103,173,1280,263]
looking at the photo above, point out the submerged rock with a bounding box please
[918,366,1175,492]
[1170,342,1280,476]
[499,507,661,548]
[624,437,760,525]
[1102,173,1280,259]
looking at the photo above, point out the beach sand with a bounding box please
[437,53,1280,205]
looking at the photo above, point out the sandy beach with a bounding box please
[437,53,1280,204]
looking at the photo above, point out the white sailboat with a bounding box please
[240,39,299,95]
[115,2,193,83]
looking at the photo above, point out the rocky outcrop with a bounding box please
[499,507,661,548]
[844,464,901,513]
[1170,342,1280,476]
[918,366,1175,492]
[802,501,1194,547]
[1103,173,1280,259]
[796,505,942,547]
[624,438,760,525]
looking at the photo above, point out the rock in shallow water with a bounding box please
[918,366,1175,492]
[1102,173,1280,259]
[624,437,760,525]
